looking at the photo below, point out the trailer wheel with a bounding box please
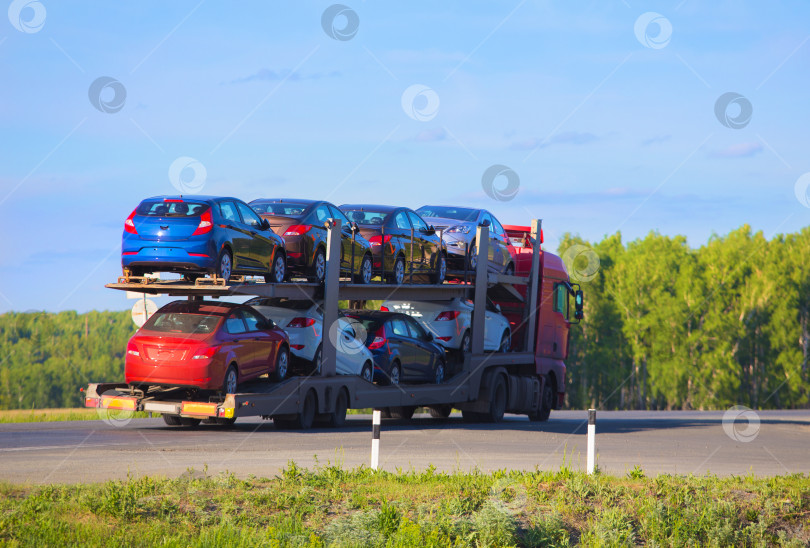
[179,417,201,427]
[162,414,181,426]
[389,406,415,420]
[215,417,237,427]
[530,380,555,422]
[273,346,289,382]
[462,410,484,423]
[325,389,349,428]
[429,405,452,419]
[299,390,317,429]
[483,376,507,423]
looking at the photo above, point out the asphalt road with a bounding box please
[1,410,808,484]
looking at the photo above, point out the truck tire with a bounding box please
[298,390,317,429]
[429,405,452,419]
[163,414,181,426]
[324,389,349,428]
[482,376,507,423]
[389,406,416,420]
[462,410,484,423]
[179,417,201,427]
[214,417,237,427]
[529,380,555,422]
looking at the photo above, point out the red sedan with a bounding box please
[125,300,290,393]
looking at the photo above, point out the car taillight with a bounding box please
[436,336,452,341]
[192,209,213,236]
[126,340,139,357]
[124,209,138,235]
[192,346,218,360]
[367,327,387,350]
[287,317,316,328]
[369,234,392,246]
[435,310,460,321]
[284,224,312,236]
[290,344,305,350]
[380,306,389,311]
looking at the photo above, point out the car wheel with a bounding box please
[312,248,326,283]
[468,240,477,271]
[504,263,514,276]
[360,361,373,382]
[311,344,323,375]
[387,256,405,285]
[459,330,471,353]
[355,254,373,284]
[388,362,401,385]
[434,360,445,384]
[217,248,233,281]
[223,364,238,394]
[325,389,349,428]
[272,346,289,382]
[429,405,452,419]
[162,414,181,426]
[499,330,511,353]
[484,376,507,423]
[266,252,286,284]
[432,253,447,285]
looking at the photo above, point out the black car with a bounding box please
[339,204,446,285]
[342,310,447,385]
[250,199,374,283]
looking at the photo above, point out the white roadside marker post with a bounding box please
[371,409,381,470]
[587,409,596,474]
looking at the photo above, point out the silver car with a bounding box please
[415,206,516,274]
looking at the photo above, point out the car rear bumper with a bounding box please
[122,243,216,273]
[125,359,220,390]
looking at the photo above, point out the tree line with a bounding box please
[563,225,810,410]
[0,223,808,410]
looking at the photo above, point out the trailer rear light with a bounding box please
[287,317,316,328]
[192,209,213,236]
[367,327,387,350]
[380,306,389,311]
[435,310,460,321]
[192,346,218,360]
[369,235,392,246]
[124,209,138,234]
[126,341,139,357]
[85,397,99,408]
[290,344,305,350]
[284,224,312,236]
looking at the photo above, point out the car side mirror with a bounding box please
[424,332,433,342]
[496,303,501,312]
[261,219,270,230]
[480,219,491,227]
[574,290,584,321]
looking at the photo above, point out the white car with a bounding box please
[243,297,373,380]
[381,298,511,352]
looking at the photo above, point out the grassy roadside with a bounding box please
[0,408,154,424]
[1,464,807,546]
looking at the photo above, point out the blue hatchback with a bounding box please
[121,196,288,283]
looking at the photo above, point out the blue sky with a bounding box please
[1,1,809,312]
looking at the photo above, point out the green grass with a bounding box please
[1,464,808,546]
[0,408,155,424]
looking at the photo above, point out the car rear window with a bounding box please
[136,200,209,217]
[341,209,389,226]
[143,312,221,334]
[343,316,382,343]
[251,202,310,216]
[416,206,478,222]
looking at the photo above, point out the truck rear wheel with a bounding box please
[482,376,506,423]
[324,389,349,428]
[162,414,181,426]
[388,406,415,420]
[429,405,452,419]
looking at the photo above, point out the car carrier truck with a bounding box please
[83,219,583,428]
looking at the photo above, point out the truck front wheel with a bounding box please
[529,379,555,422]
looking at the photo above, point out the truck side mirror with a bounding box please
[574,290,584,320]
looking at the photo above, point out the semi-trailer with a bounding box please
[84,220,583,428]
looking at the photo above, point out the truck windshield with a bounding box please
[143,312,221,334]
[136,200,209,217]
[416,206,478,222]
